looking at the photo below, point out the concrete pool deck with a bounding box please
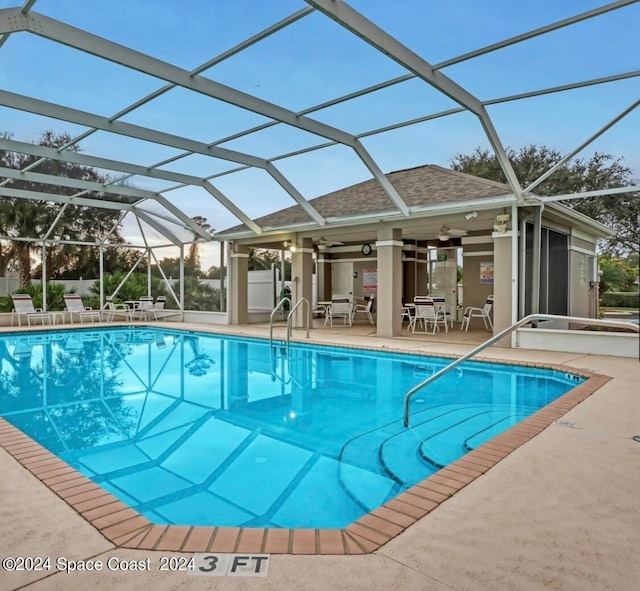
[0,321,639,590]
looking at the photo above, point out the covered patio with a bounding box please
[219,163,614,340]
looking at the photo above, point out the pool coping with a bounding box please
[0,326,612,555]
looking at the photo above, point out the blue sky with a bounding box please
[0,0,638,269]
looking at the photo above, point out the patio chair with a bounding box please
[461,295,494,332]
[412,296,448,334]
[63,294,101,324]
[139,296,181,321]
[352,294,375,325]
[430,294,454,329]
[325,295,352,326]
[134,296,155,320]
[11,294,52,326]
[401,304,414,330]
[312,301,330,320]
[102,296,132,322]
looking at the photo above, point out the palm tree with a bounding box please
[1,130,128,284]
[186,216,213,274]
[184,335,214,377]
[0,199,51,287]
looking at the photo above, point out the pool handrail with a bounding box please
[287,297,311,346]
[403,313,639,428]
[269,297,291,344]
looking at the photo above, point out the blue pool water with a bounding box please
[0,327,584,528]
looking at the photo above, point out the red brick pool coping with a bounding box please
[0,365,610,555]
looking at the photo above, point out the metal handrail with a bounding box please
[403,313,639,427]
[269,297,291,344]
[287,297,311,347]
[269,345,308,390]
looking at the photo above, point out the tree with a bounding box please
[450,145,639,256]
[248,248,290,278]
[152,257,182,279]
[186,216,213,274]
[0,131,128,286]
[204,265,221,279]
[32,244,142,280]
[0,199,51,287]
[153,217,214,278]
[598,255,638,294]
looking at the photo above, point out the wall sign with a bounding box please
[479,261,494,284]
[363,268,377,291]
[579,254,587,286]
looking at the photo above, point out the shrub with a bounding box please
[600,291,640,308]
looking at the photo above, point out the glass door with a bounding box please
[428,247,458,312]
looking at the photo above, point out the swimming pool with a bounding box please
[0,327,584,529]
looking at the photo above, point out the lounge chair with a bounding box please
[133,296,155,320]
[139,296,181,321]
[63,294,101,324]
[102,296,132,322]
[461,295,494,332]
[11,294,52,326]
[152,296,181,320]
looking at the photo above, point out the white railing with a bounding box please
[403,314,638,428]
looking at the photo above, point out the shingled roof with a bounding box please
[219,164,511,236]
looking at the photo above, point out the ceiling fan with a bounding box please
[437,225,467,241]
[314,236,345,247]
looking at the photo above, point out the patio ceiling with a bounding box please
[0,0,638,249]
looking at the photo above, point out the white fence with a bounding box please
[0,276,95,296]
[0,271,304,313]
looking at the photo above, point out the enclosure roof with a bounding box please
[0,1,638,249]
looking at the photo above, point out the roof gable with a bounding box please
[219,164,511,235]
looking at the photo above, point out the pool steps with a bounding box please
[338,404,540,512]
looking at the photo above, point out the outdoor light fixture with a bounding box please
[493,213,510,233]
[464,210,478,220]
[284,241,297,252]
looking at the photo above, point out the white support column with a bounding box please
[280,248,286,302]
[219,242,226,313]
[290,238,313,327]
[99,245,104,312]
[179,244,185,320]
[41,240,47,311]
[493,226,516,343]
[229,245,249,325]
[531,205,543,316]
[510,204,519,347]
[518,215,528,319]
[147,249,152,296]
[376,228,403,338]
